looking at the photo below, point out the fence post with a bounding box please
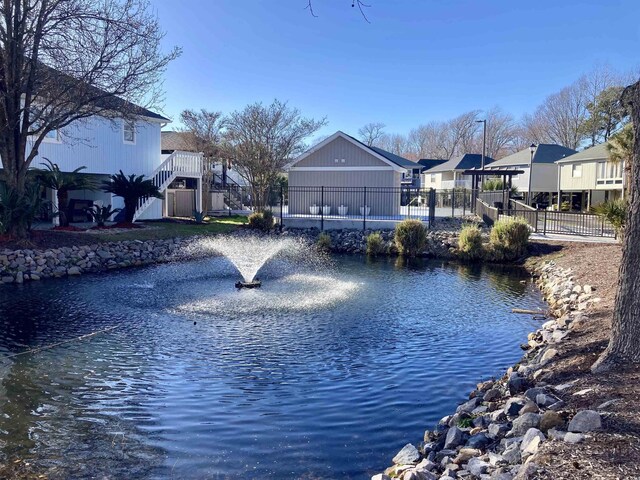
[543,210,547,235]
[228,185,231,217]
[463,189,466,216]
[451,187,456,218]
[363,186,367,232]
[407,187,411,218]
[321,186,324,231]
[280,184,284,231]
[601,216,605,237]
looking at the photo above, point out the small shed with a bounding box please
[286,131,417,217]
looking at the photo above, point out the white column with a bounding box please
[51,189,59,226]
[196,177,203,213]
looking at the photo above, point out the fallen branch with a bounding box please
[1,325,121,360]
[512,308,547,315]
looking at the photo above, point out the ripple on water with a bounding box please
[0,255,545,479]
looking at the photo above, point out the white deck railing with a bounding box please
[133,150,203,221]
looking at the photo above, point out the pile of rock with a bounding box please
[280,227,461,258]
[371,260,605,480]
[0,238,187,284]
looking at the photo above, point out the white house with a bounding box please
[485,144,576,208]
[1,106,203,222]
[555,142,624,211]
[422,154,495,190]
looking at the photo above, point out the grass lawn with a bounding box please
[91,215,249,242]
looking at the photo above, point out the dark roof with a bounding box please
[344,132,417,169]
[39,61,170,122]
[489,144,577,167]
[418,159,448,171]
[423,153,495,173]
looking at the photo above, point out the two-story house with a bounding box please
[2,104,203,223]
[422,154,495,190]
[555,142,624,211]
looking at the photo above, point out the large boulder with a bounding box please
[520,428,545,456]
[393,443,421,465]
[568,410,602,433]
[510,413,542,436]
[444,426,468,450]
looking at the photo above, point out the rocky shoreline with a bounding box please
[0,238,188,284]
[370,260,604,480]
[0,222,470,285]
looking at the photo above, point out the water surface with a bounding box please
[0,255,544,479]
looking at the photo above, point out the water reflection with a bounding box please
[0,256,544,479]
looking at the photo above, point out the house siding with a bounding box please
[295,136,392,168]
[23,116,163,177]
[288,170,401,216]
[559,162,598,191]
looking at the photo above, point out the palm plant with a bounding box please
[85,204,121,227]
[34,159,96,226]
[0,181,48,235]
[102,171,163,223]
[594,199,627,239]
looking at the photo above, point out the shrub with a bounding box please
[247,210,274,231]
[394,219,427,257]
[85,204,121,227]
[366,232,386,256]
[594,199,627,238]
[490,217,530,260]
[458,225,484,260]
[317,232,332,252]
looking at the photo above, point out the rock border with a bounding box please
[371,260,603,480]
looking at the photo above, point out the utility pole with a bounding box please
[476,119,487,189]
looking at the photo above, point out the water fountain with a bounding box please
[192,235,314,288]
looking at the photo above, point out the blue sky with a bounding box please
[155,0,639,139]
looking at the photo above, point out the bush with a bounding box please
[317,232,332,252]
[458,225,484,260]
[490,217,530,260]
[394,219,427,257]
[366,232,386,256]
[594,199,627,238]
[247,210,274,231]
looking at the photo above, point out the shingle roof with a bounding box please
[556,143,610,164]
[344,133,418,169]
[418,159,448,171]
[161,131,196,151]
[423,153,495,173]
[489,144,576,167]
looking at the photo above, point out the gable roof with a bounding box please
[423,153,495,173]
[418,159,448,171]
[489,144,577,167]
[39,61,170,122]
[556,143,610,164]
[287,131,414,172]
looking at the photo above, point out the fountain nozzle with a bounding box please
[235,279,262,289]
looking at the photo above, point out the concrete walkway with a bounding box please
[530,233,619,244]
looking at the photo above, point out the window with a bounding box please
[123,120,135,143]
[43,129,60,142]
[597,161,623,185]
[571,164,582,178]
[430,174,436,182]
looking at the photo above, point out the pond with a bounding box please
[0,251,544,479]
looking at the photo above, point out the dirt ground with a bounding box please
[526,241,640,480]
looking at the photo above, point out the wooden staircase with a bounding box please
[133,150,203,222]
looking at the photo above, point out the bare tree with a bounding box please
[442,111,481,159]
[522,79,589,149]
[305,0,371,22]
[225,100,326,210]
[179,109,229,211]
[478,107,519,159]
[407,122,449,159]
[378,133,410,157]
[358,122,387,146]
[592,79,640,373]
[0,0,179,237]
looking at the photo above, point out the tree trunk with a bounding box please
[124,198,136,223]
[58,190,70,227]
[592,80,640,373]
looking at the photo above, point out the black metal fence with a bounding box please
[501,209,616,237]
